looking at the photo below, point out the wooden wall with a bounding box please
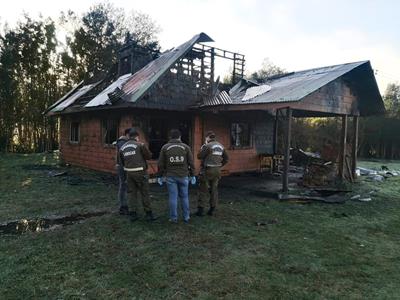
[297,78,360,115]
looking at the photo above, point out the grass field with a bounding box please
[1,153,400,299]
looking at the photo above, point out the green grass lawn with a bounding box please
[1,153,400,299]
[358,158,400,171]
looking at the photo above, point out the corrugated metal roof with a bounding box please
[229,78,259,96]
[85,74,131,107]
[44,81,83,114]
[53,83,99,112]
[201,90,232,106]
[121,32,213,104]
[242,84,272,101]
[229,61,368,104]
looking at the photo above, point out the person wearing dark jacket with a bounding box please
[195,131,228,216]
[158,129,195,223]
[119,128,156,222]
[115,128,130,215]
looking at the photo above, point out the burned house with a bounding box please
[46,32,384,191]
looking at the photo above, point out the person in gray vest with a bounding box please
[195,131,229,216]
[115,128,130,215]
[158,129,195,223]
[119,128,157,222]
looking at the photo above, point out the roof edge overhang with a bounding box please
[46,104,199,117]
[269,60,369,104]
[47,98,198,116]
[350,61,385,116]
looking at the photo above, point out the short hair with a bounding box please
[206,131,216,139]
[170,129,181,139]
[128,128,139,138]
[124,128,131,135]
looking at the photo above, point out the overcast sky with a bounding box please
[1,0,399,92]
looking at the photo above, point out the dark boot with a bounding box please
[119,206,129,215]
[207,207,215,216]
[195,207,204,217]
[130,211,139,222]
[145,211,158,222]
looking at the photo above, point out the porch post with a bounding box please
[339,115,348,179]
[282,107,292,192]
[351,116,359,178]
[273,110,279,154]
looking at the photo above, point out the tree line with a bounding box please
[0,3,159,152]
[359,83,400,159]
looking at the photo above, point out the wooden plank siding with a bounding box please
[298,78,360,116]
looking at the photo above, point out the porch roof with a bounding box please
[202,61,385,117]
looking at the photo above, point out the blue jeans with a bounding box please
[166,176,190,221]
[117,165,127,207]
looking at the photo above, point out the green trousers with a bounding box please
[126,171,151,213]
[198,167,221,209]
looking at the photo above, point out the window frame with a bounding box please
[69,121,80,144]
[230,122,252,149]
[102,118,120,146]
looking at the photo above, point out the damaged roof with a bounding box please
[46,33,384,117]
[46,32,213,114]
[205,60,385,116]
[120,32,213,104]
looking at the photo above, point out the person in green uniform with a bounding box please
[119,128,157,222]
[158,129,195,223]
[195,131,229,216]
[114,128,130,215]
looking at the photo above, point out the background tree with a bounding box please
[359,83,400,159]
[248,58,286,83]
[0,28,20,151]
[0,16,61,152]
[383,83,400,117]
[61,3,160,83]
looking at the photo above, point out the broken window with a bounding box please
[102,119,119,145]
[231,123,251,148]
[70,122,80,143]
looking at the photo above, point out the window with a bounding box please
[231,123,251,148]
[102,119,119,145]
[70,122,80,143]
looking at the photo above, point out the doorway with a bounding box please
[133,115,192,159]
